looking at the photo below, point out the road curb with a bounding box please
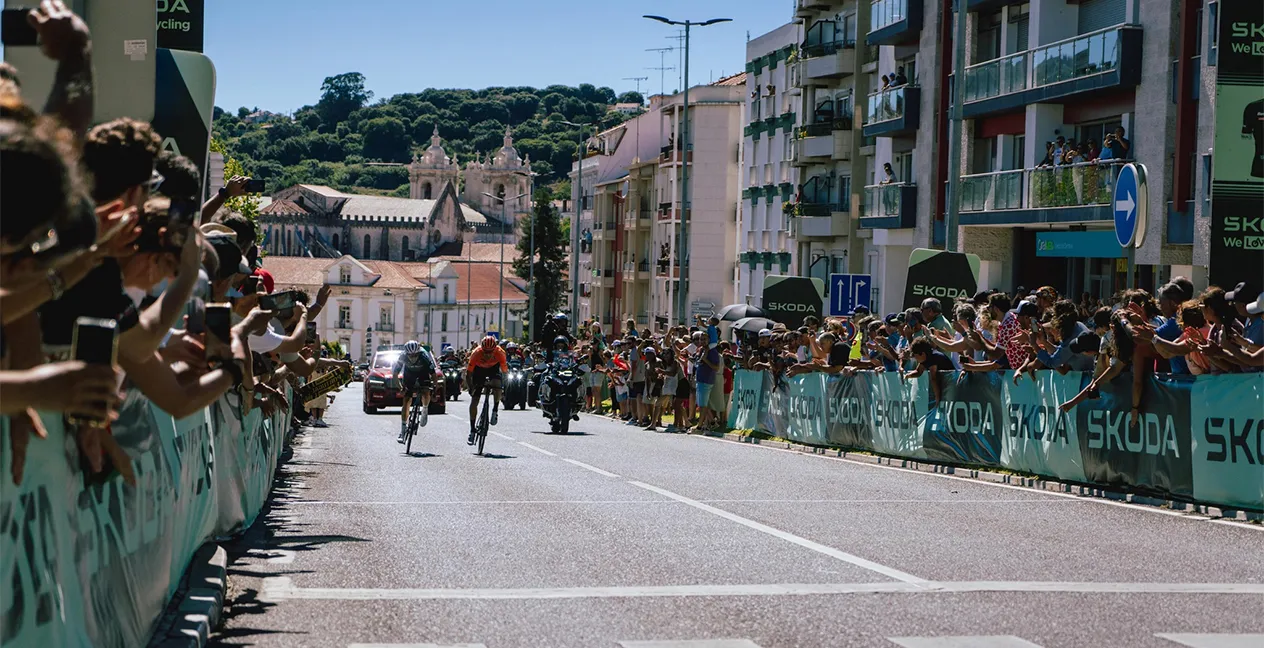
[694,430,1262,523]
[147,543,228,648]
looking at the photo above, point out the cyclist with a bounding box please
[465,335,508,444]
[394,340,437,443]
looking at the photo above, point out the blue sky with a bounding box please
[206,0,790,113]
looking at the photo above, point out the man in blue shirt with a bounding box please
[1154,282,1190,374]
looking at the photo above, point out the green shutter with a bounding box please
[780,183,794,201]
[761,252,774,271]
[778,252,791,273]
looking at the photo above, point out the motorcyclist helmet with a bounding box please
[553,313,569,322]
[553,335,570,350]
[480,336,498,351]
[506,342,519,351]
[404,340,421,356]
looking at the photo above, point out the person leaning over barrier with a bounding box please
[901,339,955,405]
[786,332,851,377]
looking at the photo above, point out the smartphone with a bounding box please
[305,322,318,343]
[67,317,119,428]
[1,8,38,46]
[205,304,232,344]
[243,178,265,194]
[258,293,276,311]
[185,298,206,334]
[268,291,295,312]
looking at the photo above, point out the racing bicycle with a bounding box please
[472,378,500,456]
[401,383,427,454]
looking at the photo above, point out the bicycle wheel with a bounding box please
[476,389,490,455]
[404,395,419,454]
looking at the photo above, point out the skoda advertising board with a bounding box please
[762,275,826,329]
[1210,0,1264,288]
[902,248,981,309]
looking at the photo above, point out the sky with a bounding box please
[206,0,791,114]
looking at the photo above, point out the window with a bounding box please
[285,229,291,255]
[975,10,1002,63]
[1008,4,1030,53]
[379,305,393,330]
[1208,1,1218,64]
[332,233,340,252]
[1009,135,1025,170]
[363,234,372,259]
[442,284,450,303]
[441,312,448,332]
[338,304,352,328]
[423,312,430,331]
[402,235,410,256]
[461,315,466,329]
[423,182,433,199]
[1201,153,1212,210]
[339,266,351,284]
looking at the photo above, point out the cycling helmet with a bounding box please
[553,335,570,349]
[480,335,498,351]
[404,340,421,355]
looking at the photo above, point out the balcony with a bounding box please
[801,21,857,82]
[868,0,922,47]
[862,86,920,138]
[655,260,681,279]
[593,268,615,288]
[657,202,689,222]
[376,322,394,333]
[659,142,693,165]
[623,260,652,280]
[958,161,1129,225]
[789,202,851,238]
[961,25,1143,119]
[337,320,354,330]
[860,183,918,229]
[967,0,1026,12]
[796,0,832,18]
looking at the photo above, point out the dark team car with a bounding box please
[362,349,446,415]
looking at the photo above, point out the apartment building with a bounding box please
[571,81,742,333]
[952,0,1214,295]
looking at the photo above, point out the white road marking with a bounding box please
[689,435,1264,531]
[489,430,515,440]
[888,637,1042,648]
[288,499,672,505]
[260,577,1264,602]
[628,481,927,585]
[619,641,763,648]
[1155,634,1264,647]
[561,458,621,478]
[285,498,1070,505]
[517,441,556,456]
[348,644,487,648]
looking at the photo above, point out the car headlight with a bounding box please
[368,378,384,385]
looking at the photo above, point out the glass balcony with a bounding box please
[868,0,921,46]
[958,161,1129,224]
[860,183,917,229]
[870,0,906,33]
[862,86,919,137]
[961,25,1141,117]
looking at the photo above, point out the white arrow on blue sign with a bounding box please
[829,273,872,316]
[1113,163,1147,248]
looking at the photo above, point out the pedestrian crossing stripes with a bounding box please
[346,635,1264,647]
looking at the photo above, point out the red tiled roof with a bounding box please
[429,241,522,264]
[257,255,330,287]
[361,260,423,290]
[261,254,529,303]
[259,198,308,216]
[398,261,527,303]
[712,71,747,86]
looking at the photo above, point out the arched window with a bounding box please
[442,284,450,303]
[363,234,371,259]
[495,183,505,200]
[402,235,409,256]
[423,182,433,199]
[285,229,291,255]
[332,233,340,252]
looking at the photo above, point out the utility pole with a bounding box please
[645,14,731,326]
[622,76,649,99]
[945,0,967,253]
[483,190,530,339]
[561,120,592,336]
[666,32,685,92]
[645,47,674,97]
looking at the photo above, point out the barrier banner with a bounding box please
[1190,374,1264,510]
[0,386,291,648]
[1001,371,1087,483]
[727,369,1261,511]
[1074,373,1193,495]
[727,368,764,431]
[921,371,1004,466]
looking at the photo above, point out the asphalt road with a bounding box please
[213,383,1264,648]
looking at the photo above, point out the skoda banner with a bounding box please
[902,248,981,309]
[153,48,216,190]
[726,369,1262,512]
[1209,0,1264,287]
[761,275,826,329]
[157,0,205,52]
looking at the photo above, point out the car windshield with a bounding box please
[372,352,401,369]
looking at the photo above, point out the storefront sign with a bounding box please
[1036,231,1125,258]
[902,248,980,309]
[1209,0,1264,287]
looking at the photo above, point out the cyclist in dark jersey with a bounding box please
[394,340,436,443]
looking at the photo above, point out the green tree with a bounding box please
[617,91,644,105]
[209,138,261,228]
[317,72,373,126]
[360,117,408,161]
[513,188,568,343]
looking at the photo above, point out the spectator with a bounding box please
[694,333,722,431]
[902,339,954,405]
[893,66,909,86]
[881,162,898,184]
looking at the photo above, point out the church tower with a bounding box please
[463,126,533,227]
[409,127,460,200]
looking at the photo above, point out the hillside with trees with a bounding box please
[212,72,645,197]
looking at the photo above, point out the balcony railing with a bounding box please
[959,160,1129,213]
[870,0,907,33]
[963,25,1129,104]
[337,320,353,329]
[864,183,908,219]
[865,86,911,125]
[377,322,394,332]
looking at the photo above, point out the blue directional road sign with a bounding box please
[829,273,872,316]
[1113,163,1147,248]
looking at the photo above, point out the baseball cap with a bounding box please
[1247,292,1264,316]
[253,268,276,294]
[1016,301,1040,317]
[207,235,248,279]
[1225,282,1256,304]
[758,328,772,338]
[883,313,900,325]
[1069,331,1101,354]
[853,304,871,316]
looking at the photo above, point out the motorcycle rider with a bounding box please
[465,335,508,444]
[394,340,436,443]
[540,335,582,421]
[541,313,575,362]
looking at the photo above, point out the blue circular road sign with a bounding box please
[1113,163,1147,248]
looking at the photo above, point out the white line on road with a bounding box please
[619,641,763,648]
[1155,634,1264,647]
[282,498,1071,505]
[260,577,1264,602]
[688,435,1264,531]
[489,430,516,440]
[627,481,927,585]
[348,644,487,648]
[287,499,672,505]
[561,458,621,477]
[517,441,556,456]
[888,637,1042,648]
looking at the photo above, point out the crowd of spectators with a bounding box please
[0,2,348,485]
[1038,128,1131,167]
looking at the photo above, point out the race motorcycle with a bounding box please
[544,362,583,434]
[503,359,529,410]
[527,362,547,407]
[440,360,462,401]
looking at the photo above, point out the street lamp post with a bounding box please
[644,15,731,326]
[483,190,530,339]
[560,120,592,336]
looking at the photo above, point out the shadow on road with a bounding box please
[529,430,592,436]
[405,451,441,458]
[478,453,516,460]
